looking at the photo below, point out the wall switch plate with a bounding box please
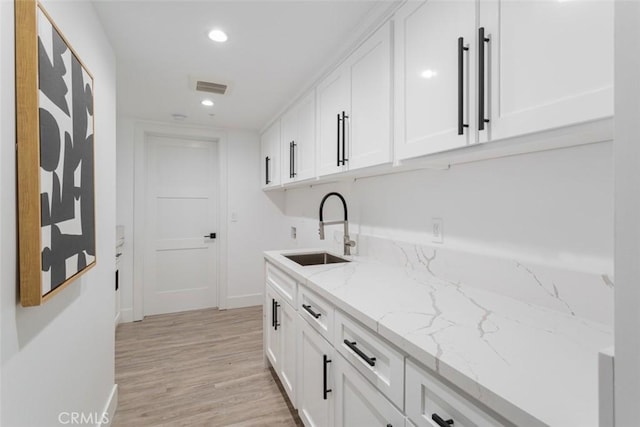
[432,218,443,244]
[231,212,239,222]
[291,226,297,239]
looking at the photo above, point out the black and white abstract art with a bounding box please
[38,7,95,295]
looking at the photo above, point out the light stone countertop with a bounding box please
[264,248,613,427]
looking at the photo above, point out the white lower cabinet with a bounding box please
[405,359,505,427]
[298,317,334,427]
[265,266,514,427]
[265,283,297,406]
[334,353,404,427]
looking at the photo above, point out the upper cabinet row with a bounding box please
[262,0,613,189]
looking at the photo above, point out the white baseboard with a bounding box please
[99,384,118,427]
[119,308,134,323]
[225,293,263,309]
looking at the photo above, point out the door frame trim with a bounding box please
[133,121,228,321]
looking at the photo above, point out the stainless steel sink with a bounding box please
[284,252,350,266]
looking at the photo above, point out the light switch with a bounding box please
[231,212,238,222]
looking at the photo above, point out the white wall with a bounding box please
[116,120,288,317]
[614,1,640,424]
[1,1,117,426]
[284,141,613,276]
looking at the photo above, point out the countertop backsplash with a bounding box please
[357,234,613,327]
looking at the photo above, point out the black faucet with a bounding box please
[318,192,356,256]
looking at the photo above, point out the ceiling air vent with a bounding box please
[195,80,228,95]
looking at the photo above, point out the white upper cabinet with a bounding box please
[260,120,281,188]
[317,61,351,176]
[478,0,613,143]
[395,0,477,160]
[394,0,613,161]
[281,91,316,184]
[317,22,392,176]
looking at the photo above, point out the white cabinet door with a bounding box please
[395,0,477,160]
[348,21,392,170]
[334,354,405,427]
[261,120,281,188]
[265,286,281,369]
[278,300,297,407]
[478,0,613,143]
[317,65,349,177]
[296,91,316,181]
[281,91,316,184]
[298,317,334,427]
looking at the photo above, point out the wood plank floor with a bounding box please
[113,306,303,427]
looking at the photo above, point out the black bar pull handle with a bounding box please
[274,301,280,331]
[323,354,332,400]
[343,340,376,367]
[341,111,349,164]
[271,298,276,328]
[336,113,342,166]
[432,413,454,427]
[302,304,321,319]
[203,233,216,239]
[478,27,490,131]
[457,37,469,135]
[265,156,271,185]
[291,141,297,178]
[289,141,293,178]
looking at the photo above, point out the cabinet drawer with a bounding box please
[298,285,334,342]
[266,262,297,307]
[406,359,507,427]
[335,310,404,410]
[334,353,405,427]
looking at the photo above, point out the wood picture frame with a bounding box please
[16,0,96,306]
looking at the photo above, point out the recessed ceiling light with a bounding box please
[201,99,214,107]
[208,29,228,43]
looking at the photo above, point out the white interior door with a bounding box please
[144,135,218,316]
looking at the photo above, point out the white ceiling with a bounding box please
[93,1,389,131]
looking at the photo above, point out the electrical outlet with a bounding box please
[291,226,297,239]
[432,218,443,244]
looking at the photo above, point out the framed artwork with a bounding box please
[16,0,96,306]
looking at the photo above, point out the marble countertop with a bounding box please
[264,248,613,427]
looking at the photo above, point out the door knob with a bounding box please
[204,233,217,239]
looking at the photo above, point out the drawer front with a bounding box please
[334,353,405,427]
[335,310,404,410]
[266,262,297,307]
[298,285,334,342]
[406,359,507,427]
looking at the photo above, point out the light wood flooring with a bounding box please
[113,306,303,427]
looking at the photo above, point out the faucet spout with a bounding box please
[318,192,355,256]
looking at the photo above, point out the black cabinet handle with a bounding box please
[323,354,332,400]
[478,27,490,131]
[203,233,216,239]
[290,141,296,178]
[432,413,454,427]
[341,111,349,164]
[302,304,321,319]
[274,300,280,331]
[336,113,342,166]
[457,37,469,135]
[343,340,376,367]
[271,298,276,328]
[265,156,271,185]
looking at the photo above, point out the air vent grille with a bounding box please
[196,81,227,95]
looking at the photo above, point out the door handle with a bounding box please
[478,27,490,131]
[203,233,217,239]
[458,36,469,135]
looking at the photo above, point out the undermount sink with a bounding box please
[284,252,350,266]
